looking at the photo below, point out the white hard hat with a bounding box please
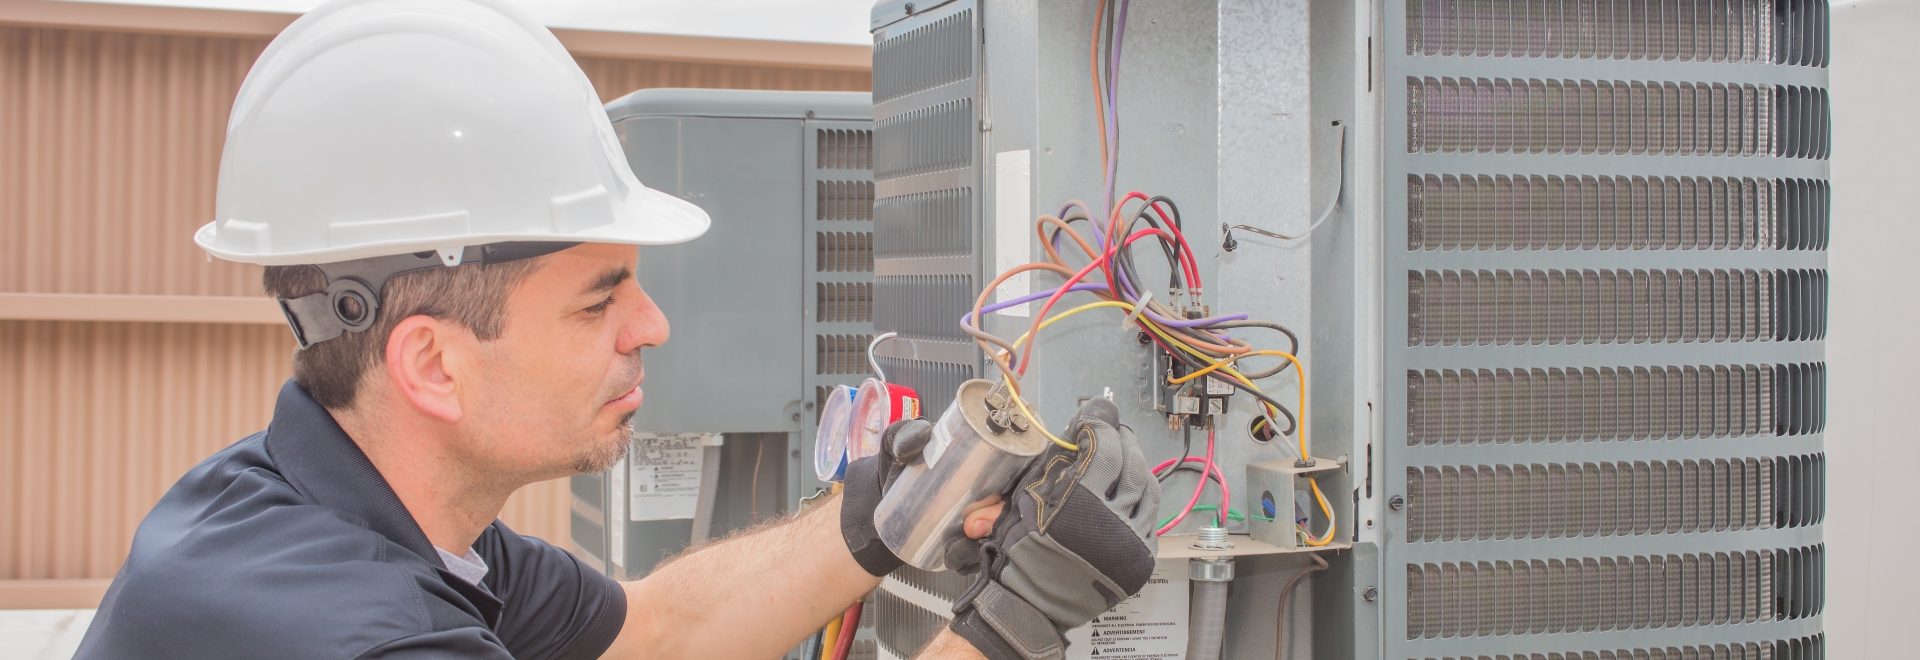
[194,0,710,267]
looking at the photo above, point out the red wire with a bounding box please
[1018,227,1175,375]
[830,601,863,660]
[1149,201,1201,290]
[1151,455,1231,524]
[1154,427,1217,536]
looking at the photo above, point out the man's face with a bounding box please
[460,243,665,482]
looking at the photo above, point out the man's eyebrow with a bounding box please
[583,266,632,295]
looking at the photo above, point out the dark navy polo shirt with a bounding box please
[74,380,627,659]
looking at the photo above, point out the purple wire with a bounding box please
[962,283,1246,329]
[1102,0,1130,219]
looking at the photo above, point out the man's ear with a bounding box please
[384,315,467,424]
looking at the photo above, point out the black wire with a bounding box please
[1164,344,1299,437]
[1117,197,1185,292]
[1155,463,1225,485]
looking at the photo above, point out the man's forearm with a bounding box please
[917,629,989,660]
[605,496,880,660]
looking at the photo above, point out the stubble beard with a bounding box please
[570,410,635,474]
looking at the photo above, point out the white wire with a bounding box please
[867,332,898,382]
[1227,121,1347,242]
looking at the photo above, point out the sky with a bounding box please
[62,0,880,45]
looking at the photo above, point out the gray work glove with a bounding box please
[840,418,934,576]
[947,397,1161,660]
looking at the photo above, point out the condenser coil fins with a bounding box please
[868,5,982,652]
[1385,0,1826,657]
[866,0,981,439]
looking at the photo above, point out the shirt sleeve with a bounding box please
[474,520,628,660]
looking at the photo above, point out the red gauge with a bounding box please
[813,384,857,482]
[848,378,922,462]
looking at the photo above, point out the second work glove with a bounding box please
[948,397,1162,660]
[839,418,934,577]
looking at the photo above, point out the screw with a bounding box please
[1388,495,1406,511]
[790,449,801,459]
[1136,331,1151,345]
[904,2,915,13]
[791,412,801,422]
[1362,586,1379,602]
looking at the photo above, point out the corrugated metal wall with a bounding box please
[0,24,869,581]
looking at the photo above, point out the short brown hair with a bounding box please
[263,258,547,410]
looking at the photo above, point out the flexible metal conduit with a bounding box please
[1186,580,1229,659]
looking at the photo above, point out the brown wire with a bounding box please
[967,261,1081,388]
[1274,552,1330,660]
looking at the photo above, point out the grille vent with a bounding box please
[1417,632,1825,660]
[874,99,973,179]
[817,232,874,272]
[1407,268,1827,346]
[1403,0,1831,66]
[819,180,875,221]
[894,564,970,600]
[874,356,973,416]
[817,129,872,170]
[1407,175,1829,251]
[875,274,974,341]
[1406,363,1829,445]
[816,334,874,375]
[849,640,876,660]
[874,587,949,659]
[1406,545,1824,639]
[875,188,972,258]
[1404,454,1824,542]
[1407,78,1829,158]
[817,282,873,323]
[872,8,973,104]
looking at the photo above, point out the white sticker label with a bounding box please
[994,150,1033,317]
[1063,559,1189,659]
[627,432,713,521]
[921,420,955,468]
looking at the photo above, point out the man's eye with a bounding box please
[585,296,615,314]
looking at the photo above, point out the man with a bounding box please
[74,1,1161,659]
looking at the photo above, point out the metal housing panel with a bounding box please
[1380,2,1829,658]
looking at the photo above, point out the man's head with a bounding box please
[265,243,667,481]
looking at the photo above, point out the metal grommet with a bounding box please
[325,278,380,333]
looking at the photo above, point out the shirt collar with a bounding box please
[261,379,506,627]
[262,379,443,569]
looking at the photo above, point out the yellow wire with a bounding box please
[1303,477,1337,547]
[1166,349,1297,385]
[993,297,1339,542]
[819,613,841,659]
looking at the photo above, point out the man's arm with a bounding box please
[603,495,994,660]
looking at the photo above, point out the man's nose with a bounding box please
[618,286,669,353]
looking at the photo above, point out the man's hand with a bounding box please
[945,398,1161,660]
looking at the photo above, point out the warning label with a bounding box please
[1063,559,1189,659]
[627,432,713,521]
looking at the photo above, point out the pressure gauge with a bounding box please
[848,378,922,462]
[813,384,857,482]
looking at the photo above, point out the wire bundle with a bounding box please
[946,0,1333,544]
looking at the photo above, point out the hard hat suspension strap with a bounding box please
[276,241,579,350]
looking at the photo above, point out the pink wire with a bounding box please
[1153,428,1223,536]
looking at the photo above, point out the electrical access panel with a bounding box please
[866,1,1827,659]
[570,89,877,586]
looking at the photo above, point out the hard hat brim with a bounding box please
[193,183,711,266]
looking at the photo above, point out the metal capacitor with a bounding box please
[872,379,1050,571]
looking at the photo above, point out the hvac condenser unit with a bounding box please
[570,90,877,591]
[868,1,1827,659]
